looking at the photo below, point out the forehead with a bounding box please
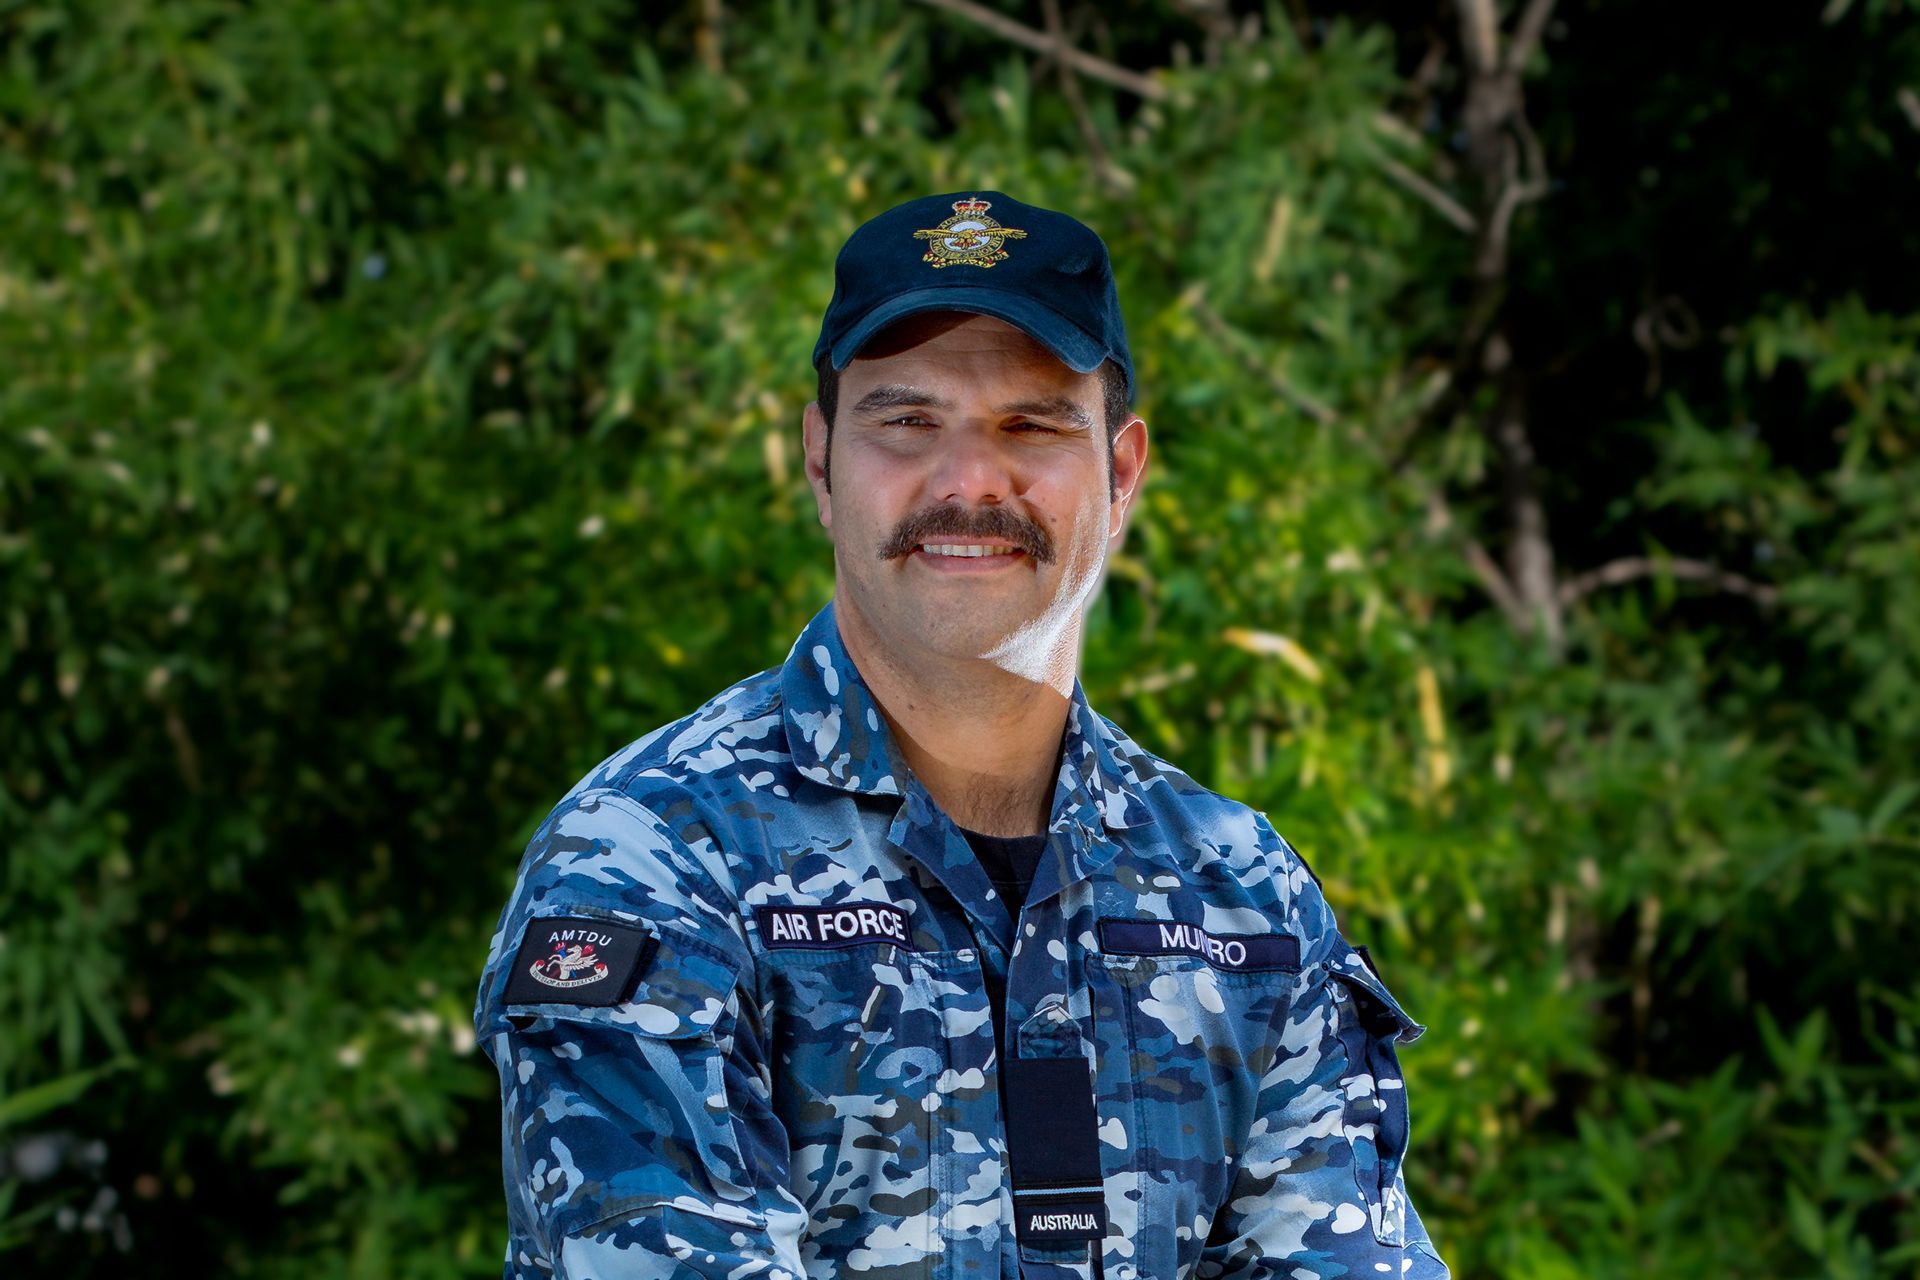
[842,312,1095,401]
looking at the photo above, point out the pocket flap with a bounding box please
[1327,944,1425,1044]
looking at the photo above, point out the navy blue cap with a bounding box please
[812,191,1133,404]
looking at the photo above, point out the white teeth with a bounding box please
[921,544,1019,557]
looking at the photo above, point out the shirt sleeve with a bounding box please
[472,788,808,1279]
[1198,847,1451,1279]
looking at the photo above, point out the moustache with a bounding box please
[878,504,1055,564]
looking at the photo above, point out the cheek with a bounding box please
[1073,508,1113,559]
[1057,482,1113,544]
[834,449,901,503]
[840,455,931,522]
[826,483,907,549]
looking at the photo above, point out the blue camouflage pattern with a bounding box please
[473,600,1450,1280]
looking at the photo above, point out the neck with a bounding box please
[833,596,1076,837]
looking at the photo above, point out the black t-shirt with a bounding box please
[953,732,1066,1079]
[952,727,1065,916]
[957,825,1049,911]
[956,822,1048,1085]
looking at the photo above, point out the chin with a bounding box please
[909,610,1020,655]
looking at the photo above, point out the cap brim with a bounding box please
[829,286,1108,374]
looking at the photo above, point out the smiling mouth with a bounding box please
[916,543,1025,558]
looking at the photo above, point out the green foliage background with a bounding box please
[3,1,1917,1275]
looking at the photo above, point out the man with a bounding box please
[473,191,1450,1280]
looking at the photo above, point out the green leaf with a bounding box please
[0,1057,133,1131]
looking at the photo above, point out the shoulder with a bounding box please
[1096,712,1344,959]
[1096,712,1306,879]
[497,663,795,957]
[563,662,790,808]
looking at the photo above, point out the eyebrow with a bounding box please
[849,386,1095,432]
[994,396,1096,432]
[850,385,954,415]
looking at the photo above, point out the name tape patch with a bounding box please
[1015,1194,1107,1244]
[1099,919,1300,972]
[754,903,915,951]
[502,916,656,1008]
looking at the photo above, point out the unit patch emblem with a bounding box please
[501,915,656,1008]
[911,196,1027,269]
[530,934,609,988]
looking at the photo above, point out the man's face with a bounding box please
[803,312,1148,677]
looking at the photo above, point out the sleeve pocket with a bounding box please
[486,917,767,1247]
[1328,956,1422,1248]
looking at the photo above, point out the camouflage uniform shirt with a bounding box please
[473,600,1451,1280]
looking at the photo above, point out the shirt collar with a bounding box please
[778,598,1147,832]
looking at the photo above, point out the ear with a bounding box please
[803,400,832,529]
[1107,413,1150,545]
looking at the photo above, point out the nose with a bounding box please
[927,422,1018,506]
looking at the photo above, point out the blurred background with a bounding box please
[4,0,1918,1275]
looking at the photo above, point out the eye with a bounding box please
[884,415,934,427]
[1010,422,1060,434]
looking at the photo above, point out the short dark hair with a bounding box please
[814,354,1131,499]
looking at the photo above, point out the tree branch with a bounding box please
[1426,491,1529,629]
[1363,141,1477,233]
[1456,0,1499,76]
[1041,0,1133,194]
[1487,376,1562,653]
[1444,0,1566,653]
[912,0,1169,101]
[696,0,725,74]
[1183,285,1337,424]
[1558,556,1781,608]
[1394,30,1452,137]
[1482,107,1550,272]
[1505,0,1557,74]
[163,703,204,794]
[1897,86,1920,132]
[1185,285,1530,627]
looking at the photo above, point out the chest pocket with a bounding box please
[1087,952,1295,1280]
[758,944,971,1272]
[1327,954,1423,1247]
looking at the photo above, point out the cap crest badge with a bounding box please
[911,197,1028,269]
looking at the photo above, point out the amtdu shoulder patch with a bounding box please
[502,916,656,1008]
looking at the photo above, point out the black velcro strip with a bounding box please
[1004,1054,1104,1198]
